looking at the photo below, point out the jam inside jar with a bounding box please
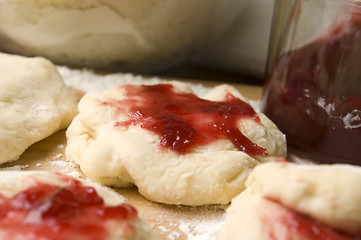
[262,0,361,165]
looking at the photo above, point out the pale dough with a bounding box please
[66,82,286,206]
[221,162,361,239]
[0,53,78,164]
[221,188,286,240]
[0,170,157,240]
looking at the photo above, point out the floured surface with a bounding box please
[58,66,262,111]
[0,67,263,240]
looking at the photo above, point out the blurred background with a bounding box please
[189,0,274,82]
[158,0,274,85]
[0,0,274,85]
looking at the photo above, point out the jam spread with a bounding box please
[261,199,359,240]
[262,11,361,165]
[103,84,267,156]
[0,175,137,240]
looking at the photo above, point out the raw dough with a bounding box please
[0,53,78,164]
[0,170,157,240]
[221,162,361,239]
[66,82,286,206]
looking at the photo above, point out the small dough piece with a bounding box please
[0,170,157,240]
[221,189,284,240]
[66,82,286,206]
[221,162,361,239]
[247,162,361,235]
[0,53,78,164]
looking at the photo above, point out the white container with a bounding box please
[0,0,246,72]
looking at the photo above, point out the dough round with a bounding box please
[0,52,78,164]
[0,170,156,240]
[221,189,282,240]
[66,82,286,206]
[247,161,361,235]
[221,162,361,239]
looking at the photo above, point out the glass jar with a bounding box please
[262,0,361,165]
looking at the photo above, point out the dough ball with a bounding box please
[221,162,361,239]
[0,52,78,164]
[0,170,156,240]
[66,82,286,206]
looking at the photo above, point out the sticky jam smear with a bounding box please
[103,84,267,156]
[260,198,360,240]
[0,175,137,240]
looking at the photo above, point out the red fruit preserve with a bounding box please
[0,176,138,240]
[103,84,267,157]
[262,2,361,165]
[261,199,359,239]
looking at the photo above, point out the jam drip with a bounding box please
[104,84,267,156]
[0,176,137,240]
[260,198,359,240]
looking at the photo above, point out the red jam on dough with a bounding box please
[260,198,359,240]
[103,84,267,156]
[0,175,137,240]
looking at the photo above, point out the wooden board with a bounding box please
[0,82,263,240]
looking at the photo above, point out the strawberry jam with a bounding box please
[0,175,138,240]
[262,7,361,165]
[260,198,359,240]
[103,84,267,156]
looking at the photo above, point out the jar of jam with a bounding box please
[262,0,361,165]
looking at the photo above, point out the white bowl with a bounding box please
[0,0,246,72]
